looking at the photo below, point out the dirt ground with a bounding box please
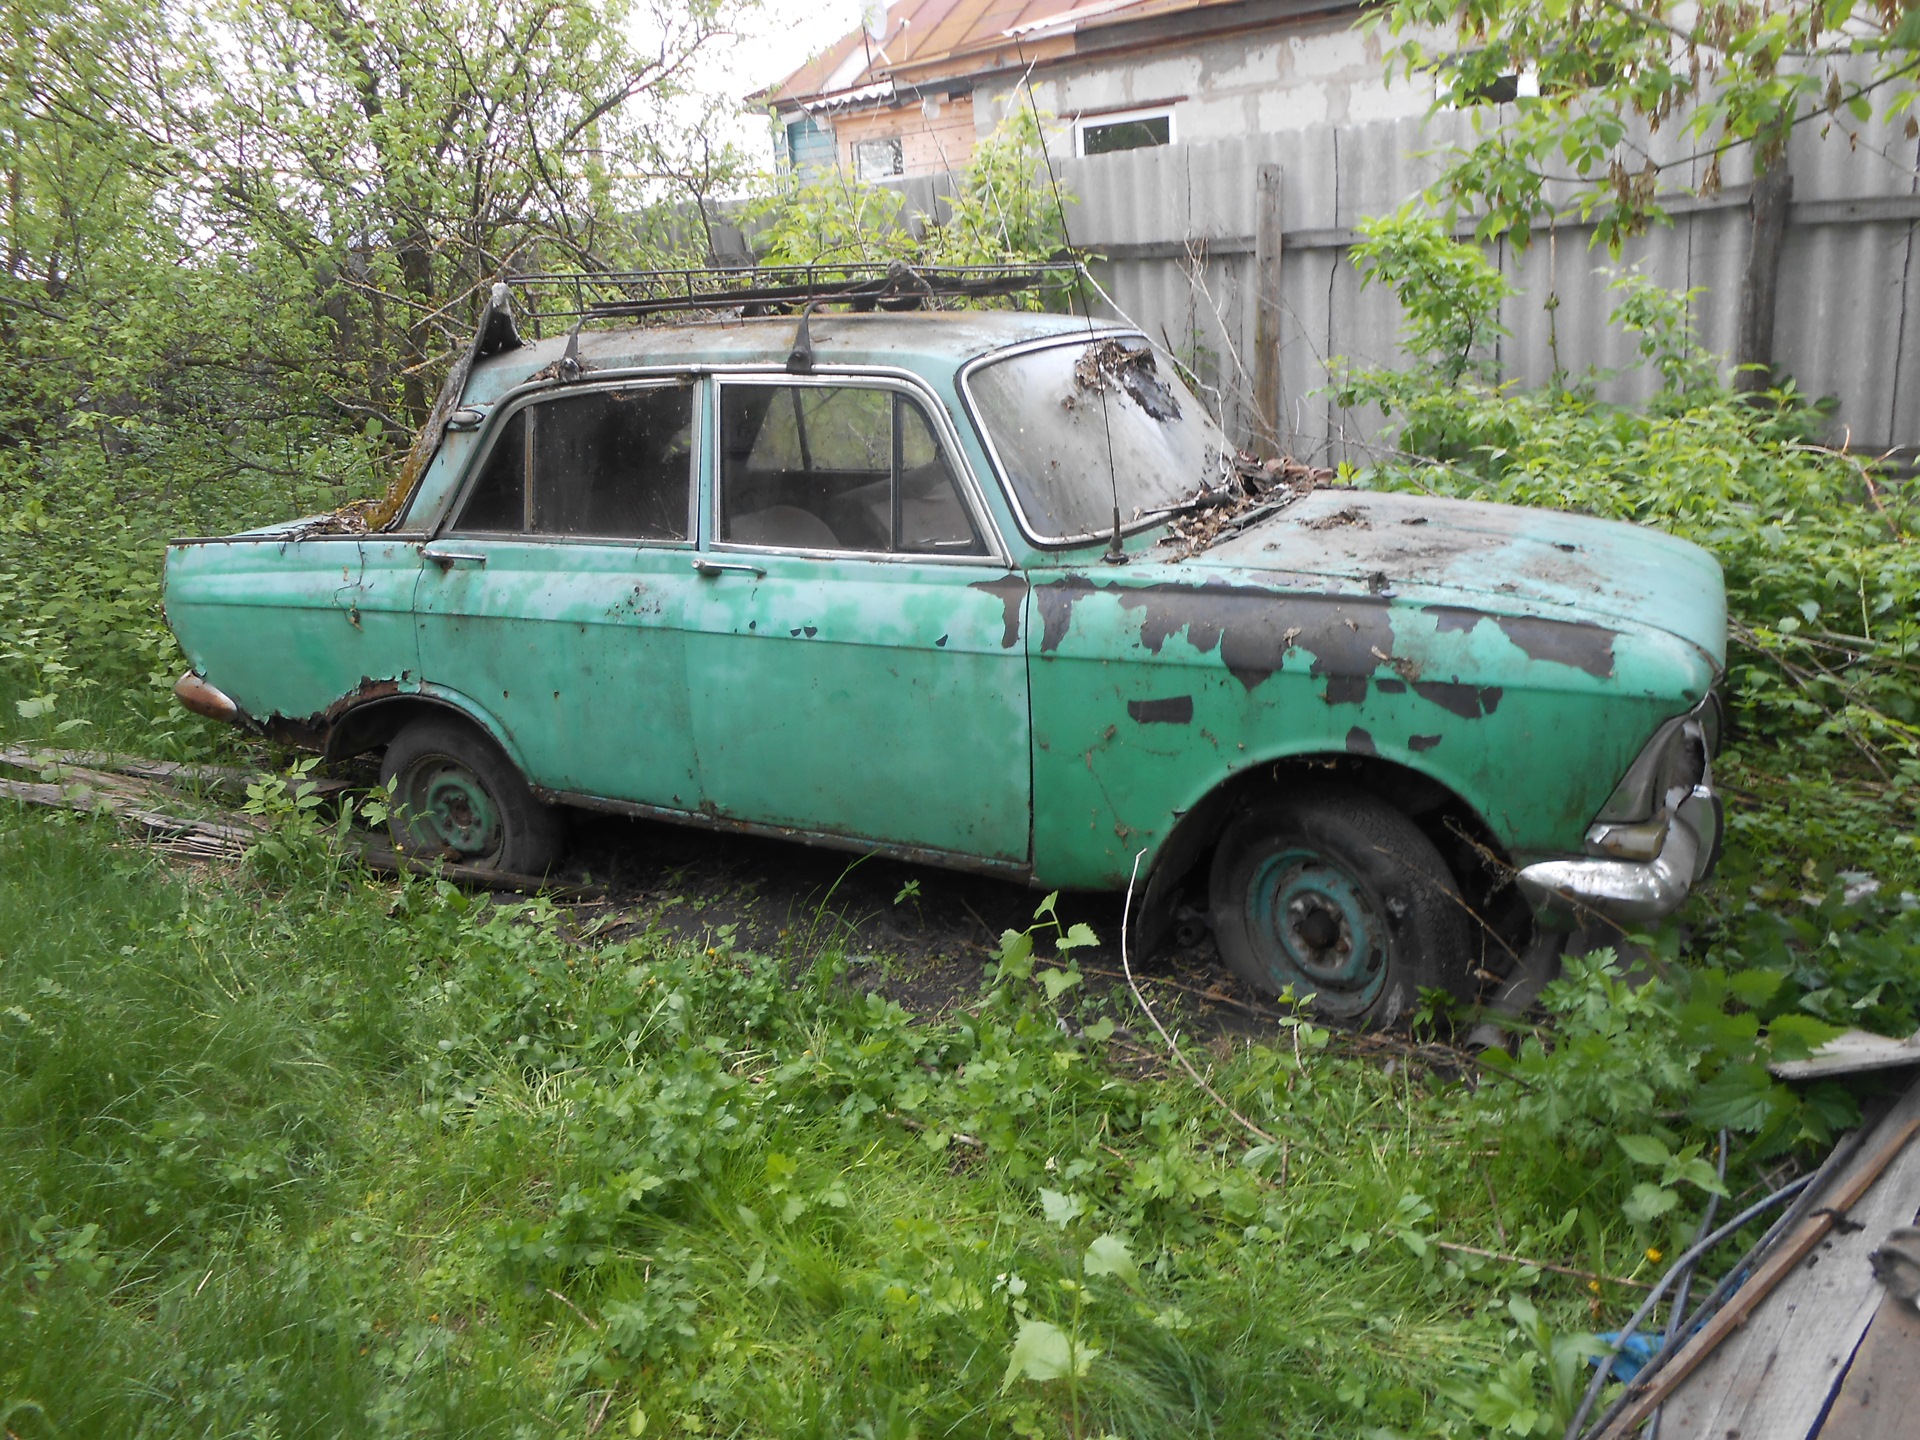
[548,808,1250,1025]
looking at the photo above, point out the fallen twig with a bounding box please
[1119,850,1282,1149]
[0,744,351,798]
[1432,1241,1651,1290]
[546,1288,600,1332]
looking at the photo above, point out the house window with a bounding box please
[1076,107,1174,157]
[853,136,904,182]
[785,113,834,173]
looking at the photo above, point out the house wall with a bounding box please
[975,13,1432,149]
[778,13,1437,180]
[831,94,980,180]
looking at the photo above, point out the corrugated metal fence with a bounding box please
[897,103,1920,462]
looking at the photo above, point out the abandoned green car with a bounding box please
[164,274,1725,1026]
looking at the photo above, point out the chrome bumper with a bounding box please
[1516,782,1722,929]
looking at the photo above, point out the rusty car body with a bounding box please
[164,283,1725,1026]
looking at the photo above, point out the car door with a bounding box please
[413,377,705,809]
[682,375,1031,867]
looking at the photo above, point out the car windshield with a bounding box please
[967,336,1232,543]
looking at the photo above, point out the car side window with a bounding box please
[719,383,985,555]
[453,384,694,540]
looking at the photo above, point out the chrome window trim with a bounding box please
[708,369,1012,568]
[957,325,1197,551]
[429,374,702,546]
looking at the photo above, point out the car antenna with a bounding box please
[1012,47,1126,565]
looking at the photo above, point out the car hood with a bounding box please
[1185,488,1726,669]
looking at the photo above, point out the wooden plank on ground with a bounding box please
[0,745,351,798]
[1818,1292,1920,1440]
[0,776,260,851]
[1648,1077,1920,1440]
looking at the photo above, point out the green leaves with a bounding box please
[1376,0,1917,253]
[1001,1318,1095,1388]
[1038,1188,1086,1229]
[1081,1233,1137,1284]
[990,894,1105,1022]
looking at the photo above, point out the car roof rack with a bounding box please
[505,260,1082,329]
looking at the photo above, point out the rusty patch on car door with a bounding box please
[969,575,1028,649]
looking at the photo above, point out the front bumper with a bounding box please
[1516,783,1721,928]
[1515,706,1723,929]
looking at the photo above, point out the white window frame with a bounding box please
[1072,105,1176,157]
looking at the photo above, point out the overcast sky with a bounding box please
[705,0,866,171]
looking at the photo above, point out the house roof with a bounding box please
[750,0,1288,109]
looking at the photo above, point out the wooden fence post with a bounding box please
[1252,163,1284,457]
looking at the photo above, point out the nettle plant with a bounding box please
[1339,212,1920,818]
[1337,213,1917,1216]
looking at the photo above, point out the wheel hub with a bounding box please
[398,757,502,860]
[1245,849,1387,1017]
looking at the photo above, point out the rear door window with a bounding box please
[453,383,695,540]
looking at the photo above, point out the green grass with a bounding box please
[1,802,1685,1438]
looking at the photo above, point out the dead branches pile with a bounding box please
[1158,452,1331,560]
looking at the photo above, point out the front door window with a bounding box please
[717,383,984,555]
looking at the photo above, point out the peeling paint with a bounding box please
[969,574,1027,649]
[1408,734,1442,752]
[1037,577,1401,695]
[1345,726,1377,755]
[1128,695,1195,725]
[1412,681,1504,719]
[1427,605,1618,678]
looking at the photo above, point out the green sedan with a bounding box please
[165,287,1725,1027]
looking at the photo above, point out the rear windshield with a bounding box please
[967,337,1231,543]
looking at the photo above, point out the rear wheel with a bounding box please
[1208,786,1472,1029]
[380,717,564,875]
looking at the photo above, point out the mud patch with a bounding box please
[1305,505,1370,531]
[1073,338,1182,421]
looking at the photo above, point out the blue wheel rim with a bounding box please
[1242,847,1388,1017]
[395,755,503,862]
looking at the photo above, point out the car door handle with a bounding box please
[423,546,487,568]
[692,558,766,578]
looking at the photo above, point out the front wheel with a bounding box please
[380,717,564,875]
[1208,786,1472,1028]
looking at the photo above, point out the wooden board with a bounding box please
[1818,1292,1920,1440]
[1654,1077,1920,1440]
